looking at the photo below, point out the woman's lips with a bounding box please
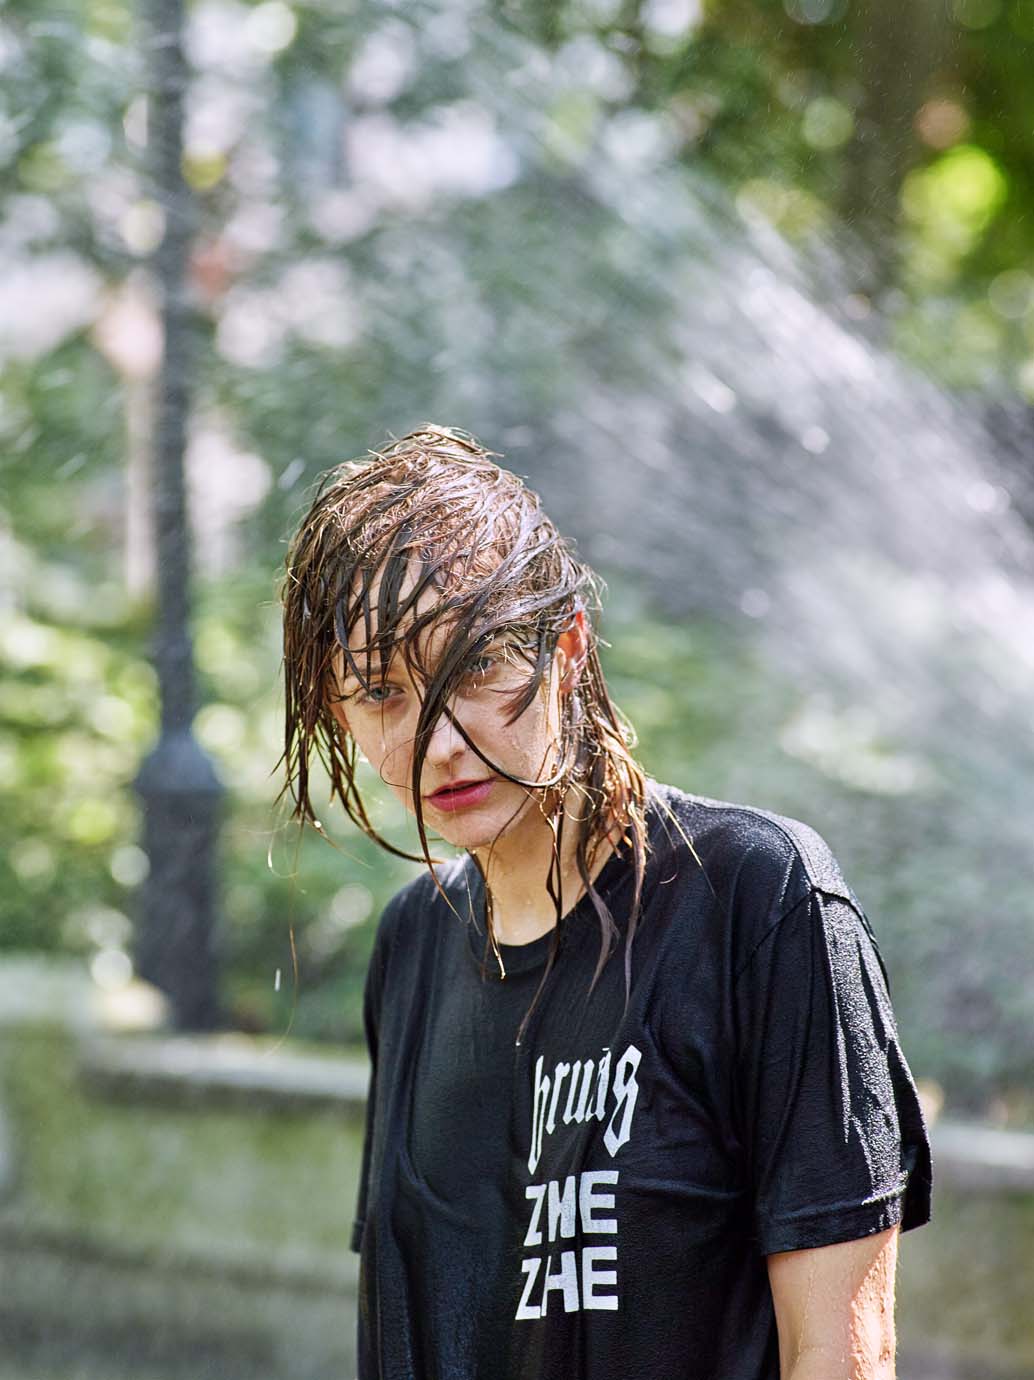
[426,779,493,812]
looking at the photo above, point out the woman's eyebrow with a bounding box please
[337,651,390,684]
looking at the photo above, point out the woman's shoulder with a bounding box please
[372,854,478,950]
[644,779,861,920]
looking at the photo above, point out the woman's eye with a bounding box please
[358,684,401,707]
[464,654,496,681]
[456,654,498,695]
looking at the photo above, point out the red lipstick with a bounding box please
[426,779,493,812]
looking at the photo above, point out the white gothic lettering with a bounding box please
[527,1044,641,1175]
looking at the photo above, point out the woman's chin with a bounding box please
[434,820,507,852]
[431,803,534,854]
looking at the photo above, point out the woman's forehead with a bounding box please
[339,614,456,676]
[331,548,547,685]
[346,555,444,640]
[335,558,460,681]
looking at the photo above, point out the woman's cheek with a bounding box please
[379,743,413,791]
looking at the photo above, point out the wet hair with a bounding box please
[279,424,649,1038]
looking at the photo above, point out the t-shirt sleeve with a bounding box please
[350,905,391,1255]
[734,886,932,1256]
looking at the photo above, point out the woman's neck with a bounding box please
[473,788,622,946]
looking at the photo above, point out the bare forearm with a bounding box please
[786,1345,895,1380]
[770,1227,899,1380]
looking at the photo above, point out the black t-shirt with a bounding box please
[352,782,932,1380]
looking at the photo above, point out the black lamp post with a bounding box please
[133,0,223,1030]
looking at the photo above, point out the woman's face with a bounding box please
[326,577,584,855]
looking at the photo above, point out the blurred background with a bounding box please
[1,0,1033,1375]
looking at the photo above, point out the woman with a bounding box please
[280,425,932,1380]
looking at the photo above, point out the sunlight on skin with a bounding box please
[767,1226,899,1380]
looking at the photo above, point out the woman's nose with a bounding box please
[425,708,464,765]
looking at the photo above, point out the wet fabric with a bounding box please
[351,782,932,1380]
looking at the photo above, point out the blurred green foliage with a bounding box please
[508,0,1034,388]
[2,0,1033,1107]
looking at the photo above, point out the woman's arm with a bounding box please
[767,1226,899,1380]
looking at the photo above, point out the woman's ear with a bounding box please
[555,608,588,692]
